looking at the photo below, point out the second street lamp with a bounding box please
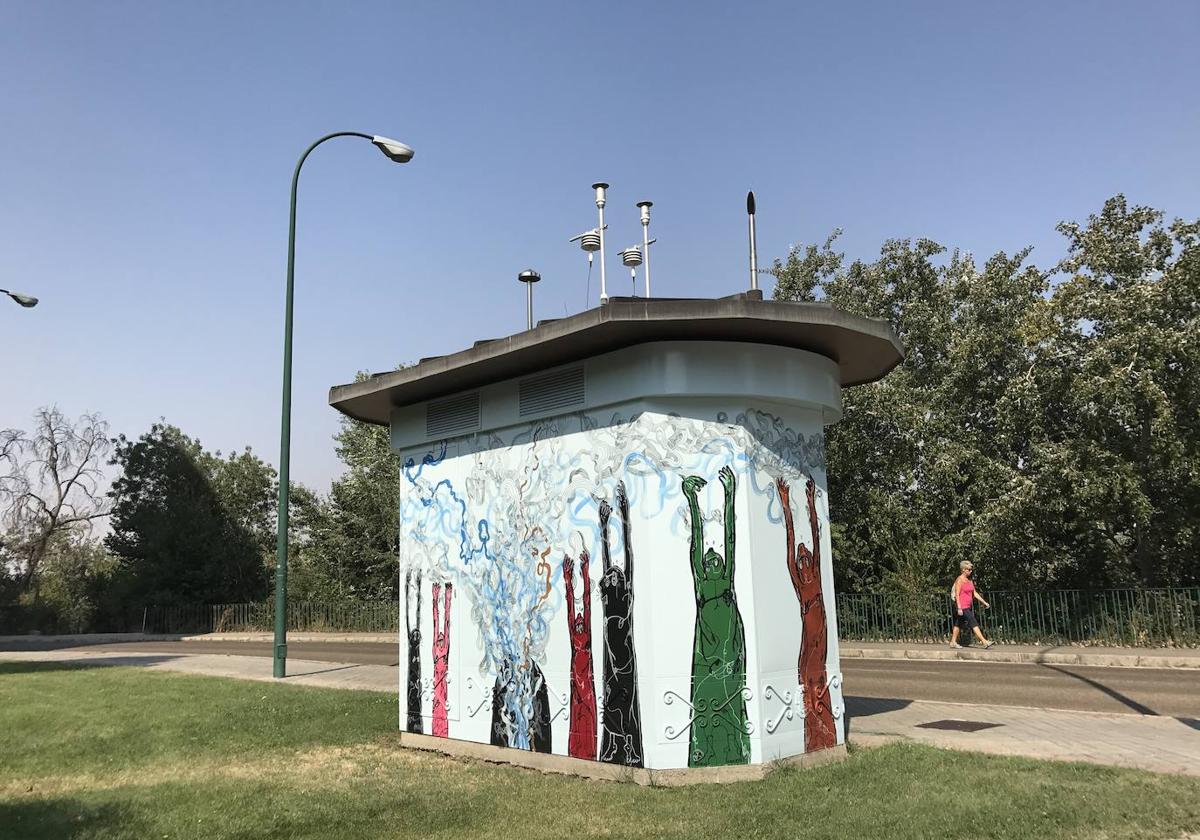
[273,131,414,679]
[1,289,39,308]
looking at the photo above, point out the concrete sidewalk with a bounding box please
[0,648,397,692]
[848,696,1200,777]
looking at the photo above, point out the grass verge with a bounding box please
[2,661,1198,839]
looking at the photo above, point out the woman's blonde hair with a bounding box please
[960,561,974,571]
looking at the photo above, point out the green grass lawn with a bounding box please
[2,661,1198,840]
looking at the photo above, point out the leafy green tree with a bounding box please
[303,371,402,599]
[1033,198,1200,586]
[35,535,119,632]
[284,483,354,601]
[105,424,277,604]
[771,195,1198,592]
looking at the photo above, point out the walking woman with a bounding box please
[950,561,995,649]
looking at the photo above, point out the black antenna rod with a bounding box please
[747,191,758,291]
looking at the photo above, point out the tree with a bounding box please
[303,371,402,599]
[0,408,111,597]
[770,195,1199,592]
[105,423,277,605]
[35,535,119,633]
[1034,198,1200,586]
[283,483,352,601]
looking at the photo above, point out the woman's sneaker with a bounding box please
[949,642,964,649]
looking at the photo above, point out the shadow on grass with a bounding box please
[0,657,183,676]
[0,798,150,840]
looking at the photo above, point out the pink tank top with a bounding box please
[957,577,975,609]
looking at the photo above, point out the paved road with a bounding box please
[843,657,1198,719]
[4,639,1197,718]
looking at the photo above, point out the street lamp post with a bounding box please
[274,131,413,679]
[1,289,38,308]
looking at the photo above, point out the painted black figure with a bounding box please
[404,568,423,734]
[597,481,644,767]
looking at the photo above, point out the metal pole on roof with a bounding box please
[593,183,609,303]
[637,201,653,297]
[273,131,414,679]
[518,270,540,330]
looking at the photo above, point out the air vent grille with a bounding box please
[426,392,481,438]
[519,366,586,418]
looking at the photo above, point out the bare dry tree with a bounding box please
[0,407,111,593]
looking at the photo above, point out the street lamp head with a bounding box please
[518,269,541,284]
[371,136,415,163]
[1,289,38,308]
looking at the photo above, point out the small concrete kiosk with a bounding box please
[330,291,902,781]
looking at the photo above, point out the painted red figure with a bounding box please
[777,478,837,752]
[563,550,598,760]
[431,581,453,738]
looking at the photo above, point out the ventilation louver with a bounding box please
[425,392,481,438]
[519,366,586,418]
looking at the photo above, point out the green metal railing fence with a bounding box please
[126,588,1200,646]
[135,602,400,635]
[835,588,1200,647]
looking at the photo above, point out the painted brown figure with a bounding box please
[431,581,452,738]
[563,550,598,760]
[776,477,837,752]
[404,569,423,734]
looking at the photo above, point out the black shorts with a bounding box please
[956,607,978,631]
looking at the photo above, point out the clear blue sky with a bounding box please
[2,0,1197,491]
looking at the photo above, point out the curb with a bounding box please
[840,646,1200,670]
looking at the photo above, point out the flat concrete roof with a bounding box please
[329,291,904,426]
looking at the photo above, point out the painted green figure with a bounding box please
[681,466,750,767]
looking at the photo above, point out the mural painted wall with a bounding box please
[397,406,844,770]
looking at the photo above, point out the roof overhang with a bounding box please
[328,291,904,426]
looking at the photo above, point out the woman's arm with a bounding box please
[974,588,990,608]
[952,577,962,615]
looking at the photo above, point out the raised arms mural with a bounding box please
[431,581,453,738]
[563,548,598,760]
[398,410,842,768]
[597,482,644,767]
[681,466,750,767]
[404,569,423,734]
[776,477,836,752]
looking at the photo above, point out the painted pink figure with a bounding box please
[431,581,453,738]
[563,550,598,760]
